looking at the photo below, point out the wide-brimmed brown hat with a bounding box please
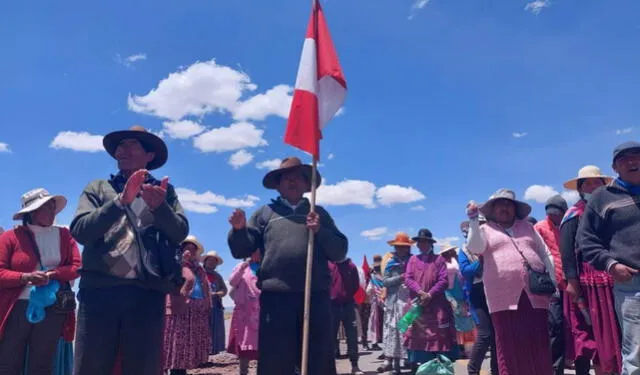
[103,125,168,170]
[480,188,532,221]
[262,157,321,192]
[181,235,205,258]
[13,188,67,220]
[563,165,613,191]
[387,232,416,247]
[202,251,224,266]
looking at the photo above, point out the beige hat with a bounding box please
[563,165,613,191]
[202,251,224,265]
[180,235,205,257]
[13,188,67,221]
[435,243,458,255]
[480,189,531,221]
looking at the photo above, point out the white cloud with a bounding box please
[228,149,254,169]
[361,227,388,241]
[128,59,256,121]
[50,131,104,153]
[335,108,346,117]
[376,185,426,206]
[328,153,335,160]
[232,84,293,121]
[616,127,633,135]
[513,132,528,138]
[256,158,282,170]
[435,236,461,245]
[161,120,205,139]
[524,185,580,206]
[313,180,377,208]
[0,143,10,153]
[193,122,267,153]
[410,205,426,211]
[116,53,147,68]
[525,0,550,14]
[176,187,260,214]
[408,0,430,20]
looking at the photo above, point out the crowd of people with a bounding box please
[0,123,638,375]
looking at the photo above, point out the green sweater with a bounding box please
[70,177,189,292]
[228,198,348,293]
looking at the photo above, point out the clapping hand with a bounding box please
[120,169,148,205]
[141,177,169,209]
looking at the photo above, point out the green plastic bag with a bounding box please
[416,354,454,375]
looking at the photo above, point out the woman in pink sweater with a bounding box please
[467,189,556,375]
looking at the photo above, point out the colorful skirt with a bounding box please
[163,298,211,370]
[491,292,552,375]
[575,262,622,373]
[210,304,226,355]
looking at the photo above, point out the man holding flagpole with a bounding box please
[227,157,348,375]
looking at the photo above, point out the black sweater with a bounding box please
[560,215,581,280]
[579,180,640,272]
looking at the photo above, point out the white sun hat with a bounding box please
[13,188,67,220]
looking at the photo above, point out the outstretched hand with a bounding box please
[466,200,479,220]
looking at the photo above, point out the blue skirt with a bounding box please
[210,305,226,355]
[24,338,73,375]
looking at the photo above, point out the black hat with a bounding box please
[545,194,568,214]
[411,228,436,243]
[613,141,640,163]
[103,125,168,170]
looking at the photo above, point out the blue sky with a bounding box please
[1,0,639,306]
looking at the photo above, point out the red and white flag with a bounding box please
[284,0,346,160]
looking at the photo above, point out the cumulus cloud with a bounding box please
[162,120,205,139]
[0,143,10,153]
[50,131,104,152]
[193,122,267,153]
[525,0,550,14]
[256,159,282,170]
[616,128,633,135]
[228,149,254,169]
[361,227,388,241]
[313,180,378,208]
[232,84,293,121]
[524,185,580,205]
[176,187,260,214]
[513,132,528,138]
[376,185,426,206]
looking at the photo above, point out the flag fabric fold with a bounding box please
[284,0,346,160]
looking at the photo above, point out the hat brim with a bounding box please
[202,254,224,265]
[563,176,613,191]
[387,240,416,247]
[103,130,168,170]
[262,164,321,192]
[435,246,458,255]
[411,236,437,243]
[479,197,532,221]
[13,195,67,221]
[181,239,205,257]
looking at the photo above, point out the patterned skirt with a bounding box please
[163,298,211,370]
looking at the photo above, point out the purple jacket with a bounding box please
[329,259,359,304]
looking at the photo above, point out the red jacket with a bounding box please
[0,226,81,340]
[328,259,359,304]
[534,217,565,290]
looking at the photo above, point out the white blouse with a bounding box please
[18,225,61,300]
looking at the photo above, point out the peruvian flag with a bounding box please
[284,0,347,160]
[362,255,371,285]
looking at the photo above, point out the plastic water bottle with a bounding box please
[398,298,423,333]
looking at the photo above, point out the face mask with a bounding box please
[582,193,592,202]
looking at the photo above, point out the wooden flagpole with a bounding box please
[301,156,318,375]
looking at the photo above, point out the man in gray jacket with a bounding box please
[71,125,189,375]
[228,157,348,375]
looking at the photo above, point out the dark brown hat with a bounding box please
[103,125,168,170]
[262,157,321,192]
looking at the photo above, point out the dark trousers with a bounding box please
[467,283,499,375]
[549,292,590,375]
[258,291,336,375]
[0,300,66,375]
[332,301,359,363]
[375,305,384,343]
[358,303,371,344]
[73,286,165,375]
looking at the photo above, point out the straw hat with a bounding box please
[103,125,168,170]
[202,251,224,265]
[180,235,205,257]
[262,157,321,192]
[563,165,613,191]
[386,232,416,247]
[13,188,67,220]
[435,243,458,256]
[480,189,532,221]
